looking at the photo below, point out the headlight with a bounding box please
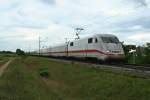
[106,50,110,53]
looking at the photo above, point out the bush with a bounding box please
[16,49,25,55]
[39,68,49,78]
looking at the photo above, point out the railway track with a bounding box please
[42,56,150,73]
[108,63,150,71]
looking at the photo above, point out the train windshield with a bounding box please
[101,36,119,43]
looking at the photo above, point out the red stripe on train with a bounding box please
[48,49,118,55]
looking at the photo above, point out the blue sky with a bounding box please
[0,0,150,51]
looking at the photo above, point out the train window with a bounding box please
[95,38,98,43]
[70,42,74,46]
[88,38,93,44]
[101,37,119,43]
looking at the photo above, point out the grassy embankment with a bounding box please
[0,56,150,100]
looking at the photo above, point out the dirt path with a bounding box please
[0,58,15,77]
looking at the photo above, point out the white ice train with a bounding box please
[40,34,125,61]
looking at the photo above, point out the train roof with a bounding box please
[92,34,117,37]
[72,34,117,42]
[51,34,118,47]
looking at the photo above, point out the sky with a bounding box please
[0,0,150,51]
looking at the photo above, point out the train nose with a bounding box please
[106,54,125,62]
[105,50,124,57]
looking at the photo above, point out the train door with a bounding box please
[85,40,88,58]
[63,42,68,57]
[80,39,87,58]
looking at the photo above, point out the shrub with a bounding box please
[39,68,49,78]
[16,49,25,55]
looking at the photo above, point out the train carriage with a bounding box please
[41,34,124,61]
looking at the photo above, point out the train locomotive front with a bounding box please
[98,34,124,61]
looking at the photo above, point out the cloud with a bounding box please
[127,32,150,44]
[40,0,55,5]
[122,0,147,8]
[0,0,150,51]
[131,0,147,7]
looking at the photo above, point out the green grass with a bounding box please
[0,56,150,100]
[0,54,14,66]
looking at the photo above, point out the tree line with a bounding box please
[123,43,150,64]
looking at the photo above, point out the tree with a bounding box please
[144,47,150,64]
[16,49,25,55]
[122,44,136,63]
[123,43,150,64]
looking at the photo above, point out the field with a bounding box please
[0,54,14,66]
[0,56,150,100]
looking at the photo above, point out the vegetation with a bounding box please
[0,51,14,54]
[16,49,25,56]
[0,56,150,100]
[0,54,14,66]
[39,68,49,77]
[123,43,150,64]
[16,49,28,60]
